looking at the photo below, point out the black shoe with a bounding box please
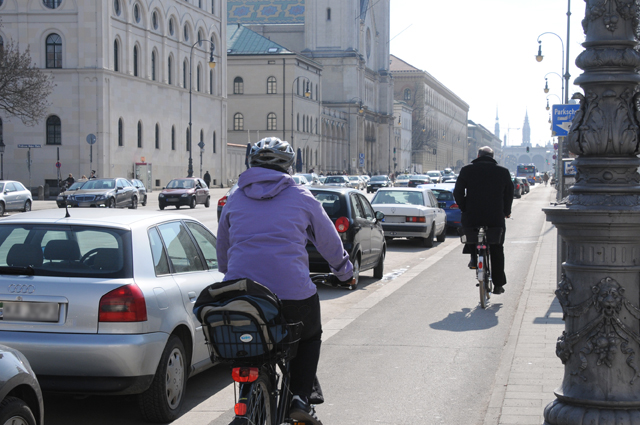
[493,285,505,294]
[468,260,477,269]
[290,397,323,425]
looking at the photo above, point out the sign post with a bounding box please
[17,144,41,193]
[198,141,205,178]
[551,104,580,201]
[86,134,96,177]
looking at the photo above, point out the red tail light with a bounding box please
[449,203,459,209]
[235,403,247,416]
[335,217,350,233]
[405,216,426,223]
[232,367,259,383]
[217,196,228,207]
[478,261,483,269]
[99,284,147,322]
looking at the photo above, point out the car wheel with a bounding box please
[349,257,360,290]
[108,198,116,208]
[0,202,5,216]
[22,200,32,212]
[422,223,435,248]
[436,224,447,242]
[189,196,196,209]
[142,196,147,207]
[129,196,138,209]
[138,335,187,423]
[204,197,211,208]
[0,397,37,425]
[385,236,393,244]
[159,204,165,211]
[373,248,385,279]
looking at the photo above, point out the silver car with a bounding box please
[65,178,138,209]
[0,209,224,423]
[323,175,350,187]
[0,180,32,215]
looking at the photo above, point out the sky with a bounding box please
[389,0,585,148]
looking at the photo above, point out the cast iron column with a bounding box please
[543,1,640,423]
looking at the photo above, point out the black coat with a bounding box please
[453,156,514,228]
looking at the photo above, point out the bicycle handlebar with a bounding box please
[310,274,354,288]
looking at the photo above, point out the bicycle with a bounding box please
[461,227,502,309]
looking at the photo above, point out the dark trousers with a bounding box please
[466,228,507,287]
[281,293,323,403]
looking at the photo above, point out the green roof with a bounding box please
[226,24,293,55]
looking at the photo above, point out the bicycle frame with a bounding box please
[476,227,492,308]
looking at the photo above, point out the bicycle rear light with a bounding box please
[234,402,247,416]
[478,261,483,269]
[335,217,349,233]
[232,367,260,383]
[405,216,426,223]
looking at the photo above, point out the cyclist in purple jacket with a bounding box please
[217,137,354,425]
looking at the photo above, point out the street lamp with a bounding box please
[543,72,562,94]
[349,97,364,174]
[188,39,216,177]
[0,137,5,180]
[546,94,561,111]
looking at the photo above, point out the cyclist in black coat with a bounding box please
[453,146,514,293]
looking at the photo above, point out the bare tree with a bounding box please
[0,38,55,126]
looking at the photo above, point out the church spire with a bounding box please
[522,110,531,146]
[495,106,500,140]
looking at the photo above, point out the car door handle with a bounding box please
[188,291,197,302]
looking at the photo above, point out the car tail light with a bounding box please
[450,203,459,209]
[217,196,228,207]
[98,284,147,322]
[335,217,350,233]
[232,367,260,383]
[406,216,426,223]
[235,403,247,416]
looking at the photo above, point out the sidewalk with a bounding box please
[484,194,564,424]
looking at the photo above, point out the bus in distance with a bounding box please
[516,164,536,185]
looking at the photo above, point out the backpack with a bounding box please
[193,278,294,362]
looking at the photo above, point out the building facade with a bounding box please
[0,0,227,191]
[467,120,503,165]
[390,55,469,173]
[393,101,413,174]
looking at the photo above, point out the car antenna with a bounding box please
[64,202,70,218]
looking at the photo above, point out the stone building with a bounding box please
[393,101,413,174]
[0,0,227,191]
[390,55,469,173]
[227,0,394,175]
[467,120,503,165]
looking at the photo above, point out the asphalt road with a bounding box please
[32,184,554,425]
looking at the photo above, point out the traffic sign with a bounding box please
[17,144,41,148]
[552,104,580,137]
[198,141,205,150]
[55,162,61,168]
[86,134,97,145]
[359,153,365,167]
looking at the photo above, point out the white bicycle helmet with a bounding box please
[249,137,295,171]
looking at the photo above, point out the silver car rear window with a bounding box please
[0,224,132,278]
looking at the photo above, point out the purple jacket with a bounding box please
[217,167,353,300]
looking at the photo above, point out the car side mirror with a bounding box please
[375,211,385,221]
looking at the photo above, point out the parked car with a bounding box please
[158,177,210,210]
[424,183,461,230]
[292,175,312,186]
[408,175,432,187]
[56,179,88,208]
[394,175,410,187]
[298,173,321,185]
[0,209,225,423]
[521,177,531,194]
[367,175,393,193]
[0,180,33,216]
[513,177,523,198]
[0,344,44,425]
[307,187,385,288]
[130,178,148,206]
[371,187,447,247]
[323,175,350,187]
[64,178,138,209]
[217,183,239,221]
[318,176,326,184]
[441,175,457,183]
[426,170,443,183]
[347,175,365,190]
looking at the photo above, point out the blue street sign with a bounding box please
[359,153,365,166]
[552,104,580,137]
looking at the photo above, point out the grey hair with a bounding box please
[477,146,494,158]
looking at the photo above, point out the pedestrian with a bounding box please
[65,173,75,189]
[453,146,514,295]
[203,171,211,188]
[543,172,549,186]
[89,170,97,179]
[81,175,87,179]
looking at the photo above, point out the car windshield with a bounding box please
[80,179,116,190]
[68,181,86,190]
[300,174,313,181]
[312,192,342,217]
[427,172,440,177]
[349,176,359,181]
[372,190,424,206]
[0,224,131,278]
[396,175,409,180]
[370,176,387,182]
[292,176,306,184]
[325,176,345,183]
[167,179,194,189]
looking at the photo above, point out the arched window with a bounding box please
[151,51,156,81]
[213,131,216,153]
[133,4,141,23]
[118,118,123,146]
[297,114,300,131]
[169,18,175,36]
[155,124,160,149]
[133,45,139,77]
[137,121,142,147]
[183,59,188,88]
[113,39,119,72]
[43,0,62,9]
[46,115,61,145]
[198,30,204,46]
[152,11,158,30]
[114,0,121,16]
[234,113,244,131]
[267,113,277,131]
[171,125,176,150]
[404,88,411,101]
[267,76,277,94]
[209,69,214,95]
[183,24,189,42]
[168,56,173,85]
[46,34,62,68]
[197,65,201,92]
[234,77,244,94]
[327,8,331,21]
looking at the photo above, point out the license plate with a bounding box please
[383,216,405,223]
[1,302,59,322]
[166,198,178,202]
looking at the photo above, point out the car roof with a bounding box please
[0,209,196,230]
[375,187,432,193]
[310,187,359,195]
[427,183,456,191]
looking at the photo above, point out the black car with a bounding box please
[130,178,148,206]
[307,187,386,289]
[520,177,530,194]
[512,177,523,198]
[367,175,393,193]
[158,178,210,210]
[408,175,432,187]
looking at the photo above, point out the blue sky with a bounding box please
[389,0,585,147]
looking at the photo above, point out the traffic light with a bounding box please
[526,147,530,153]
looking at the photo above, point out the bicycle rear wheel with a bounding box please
[245,373,274,425]
[478,253,490,309]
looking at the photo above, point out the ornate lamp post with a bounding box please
[543,1,640,423]
[544,72,563,94]
[546,94,562,111]
[349,97,364,174]
[0,137,5,180]
[188,40,216,177]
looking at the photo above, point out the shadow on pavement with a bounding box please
[429,303,503,332]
